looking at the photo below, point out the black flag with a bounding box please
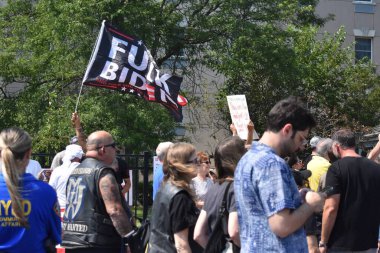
[82,20,187,122]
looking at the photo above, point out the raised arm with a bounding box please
[98,170,133,236]
[245,120,255,146]
[71,112,87,151]
[230,123,238,136]
[368,134,380,162]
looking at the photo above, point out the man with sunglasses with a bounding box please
[62,130,133,253]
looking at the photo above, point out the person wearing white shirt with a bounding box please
[49,144,84,212]
[26,159,42,178]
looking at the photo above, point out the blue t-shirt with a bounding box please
[152,163,164,200]
[0,173,61,253]
[234,142,308,253]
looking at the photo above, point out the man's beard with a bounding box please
[328,150,339,162]
[280,139,297,158]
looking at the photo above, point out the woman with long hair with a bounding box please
[0,127,61,252]
[192,151,213,209]
[149,142,202,253]
[194,136,246,252]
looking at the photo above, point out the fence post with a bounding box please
[143,151,150,220]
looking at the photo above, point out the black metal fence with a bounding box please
[31,152,152,220]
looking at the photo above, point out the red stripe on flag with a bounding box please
[108,27,134,42]
[146,84,156,101]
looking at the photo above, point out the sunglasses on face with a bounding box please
[96,142,117,150]
[187,158,198,164]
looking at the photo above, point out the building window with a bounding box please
[355,38,372,62]
[354,0,375,13]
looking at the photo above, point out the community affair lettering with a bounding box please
[0,199,31,227]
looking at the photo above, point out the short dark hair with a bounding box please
[266,96,316,133]
[332,129,356,148]
[214,136,246,181]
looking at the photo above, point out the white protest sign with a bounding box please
[227,95,259,140]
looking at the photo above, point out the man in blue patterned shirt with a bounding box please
[235,96,326,252]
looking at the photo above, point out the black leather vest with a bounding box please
[61,158,123,249]
[148,182,184,253]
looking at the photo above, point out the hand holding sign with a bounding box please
[227,95,259,140]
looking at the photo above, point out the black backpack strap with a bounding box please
[219,181,233,215]
[220,181,233,234]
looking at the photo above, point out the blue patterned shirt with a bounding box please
[234,142,308,253]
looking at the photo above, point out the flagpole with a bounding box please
[75,20,106,113]
[74,82,84,113]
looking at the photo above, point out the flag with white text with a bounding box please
[82,20,187,121]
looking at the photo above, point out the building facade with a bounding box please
[316,0,380,73]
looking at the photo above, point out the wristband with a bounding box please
[319,241,327,248]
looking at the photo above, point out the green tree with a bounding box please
[0,0,184,153]
[1,0,378,154]
[212,24,380,136]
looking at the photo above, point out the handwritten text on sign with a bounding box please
[227,95,251,140]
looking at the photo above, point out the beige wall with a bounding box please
[180,68,230,154]
[316,0,380,73]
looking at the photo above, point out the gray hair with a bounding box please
[316,138,333,157]
[156,142,173,161]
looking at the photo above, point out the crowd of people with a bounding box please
[0,96,380,253]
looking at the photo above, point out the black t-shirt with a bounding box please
[114,157,130,185]
[169,191,202,252]
[325,156,380,251]
[203,181,235,234]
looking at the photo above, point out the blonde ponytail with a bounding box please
[0,127,32,227]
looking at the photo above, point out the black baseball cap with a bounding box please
[292,169,312,187]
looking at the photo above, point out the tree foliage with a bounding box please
[0,0,378,154]
[211,18,380,136]
[0,0,181,153]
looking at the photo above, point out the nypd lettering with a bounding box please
[0,199,32,227]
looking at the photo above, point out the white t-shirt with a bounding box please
[26,159,42,178]
[49,162,80,209]
[192,177,213,201]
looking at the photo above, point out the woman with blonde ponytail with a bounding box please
[149,142,203,253]
[0,127,61,252]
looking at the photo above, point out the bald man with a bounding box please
[62,131,133,253]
